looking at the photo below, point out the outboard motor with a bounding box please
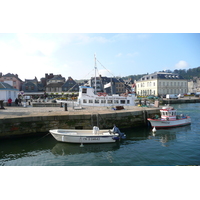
[112,125,126,140]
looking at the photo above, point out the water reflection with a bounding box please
[148,125,191,147]
[0,133,56,164]
[123,125,191,147]
[51,142,120,156]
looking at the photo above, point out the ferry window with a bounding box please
[101,100,106,104]
[107,100,113,104]
[127,100,130,104]
[82,88,87,93]
[89,100,93,103]
[95,99,99,104]
[120,100,126,104]
[114,100,119,104]
[83,99,87,103]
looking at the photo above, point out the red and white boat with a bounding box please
[147,105,191,128]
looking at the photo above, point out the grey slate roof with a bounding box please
[0,82,18,90]
[2,73,23,82]
[138,72,184,81]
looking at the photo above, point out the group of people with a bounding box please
[7,98,22,106]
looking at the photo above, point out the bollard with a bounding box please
[64,103,68,111]
[60,102,63,108]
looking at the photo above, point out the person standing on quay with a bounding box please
[8,98,12,106]
[15,98,19,106]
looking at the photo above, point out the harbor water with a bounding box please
[0,103,200,166]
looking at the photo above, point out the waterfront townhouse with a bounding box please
[0,73,23,90]
[45,75,65,93]
[22,77,45,96]
[90,75,126,95]
[62,76,79,93]
[136,72,188,96]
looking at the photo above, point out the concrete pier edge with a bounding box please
[0,105,160,139]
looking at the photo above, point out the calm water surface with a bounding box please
[1,103,200,166]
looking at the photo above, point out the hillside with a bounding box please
[122,66,200,81]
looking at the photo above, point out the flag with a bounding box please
[104,82,111,88]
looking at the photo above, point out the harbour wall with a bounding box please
[161,98,200,104]
[0,108,159,139]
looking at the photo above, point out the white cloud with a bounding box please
[16,33,58,56]
[97,69,113,77]
[137,34,151,40]
[116,53,122,57]
[127,52,139,57]
[175,60,190,69]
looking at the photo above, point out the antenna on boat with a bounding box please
[94,54,97,94]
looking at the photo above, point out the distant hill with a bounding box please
[122,66,200,81]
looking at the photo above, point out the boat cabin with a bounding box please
[77,86,136,106]
[160,106,177,120]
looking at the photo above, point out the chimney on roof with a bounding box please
[15,74,18,78]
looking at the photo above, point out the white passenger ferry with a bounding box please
[77,85,136,107]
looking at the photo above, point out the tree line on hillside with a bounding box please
[75,66,200,82]
[122,66,200,81]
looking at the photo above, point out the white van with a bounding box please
[166,94,178,99]
[178,94,184,98]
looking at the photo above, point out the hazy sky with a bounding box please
[0,1,199,82]
[0,33,199,81]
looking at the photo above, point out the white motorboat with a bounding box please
[49,125,126,144]
[147,105,191,128]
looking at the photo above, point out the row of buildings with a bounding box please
[0,71,200,102]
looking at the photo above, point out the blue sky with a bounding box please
[0,33,199,81]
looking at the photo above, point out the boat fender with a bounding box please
[121,135,126,139]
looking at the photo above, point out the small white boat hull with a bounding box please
[147,116,191,128]
[49,129,120,143]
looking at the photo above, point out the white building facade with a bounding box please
[136,72,188,96]
[0,82,19,102]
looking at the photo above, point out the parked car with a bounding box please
[195,92,200,97]
[178,94,184,98]
[147,95,159,99]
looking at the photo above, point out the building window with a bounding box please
[101,100,106,104]
[83,99,87,103]
[120,100,126,104]
[107,100,113,104]
[95,99,99,104]
[82,88,87,93]
[89,100,93,103]
[114,100,119,104]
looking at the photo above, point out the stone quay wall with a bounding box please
[0,106,160,139]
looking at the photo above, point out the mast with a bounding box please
[94,54,97,94]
